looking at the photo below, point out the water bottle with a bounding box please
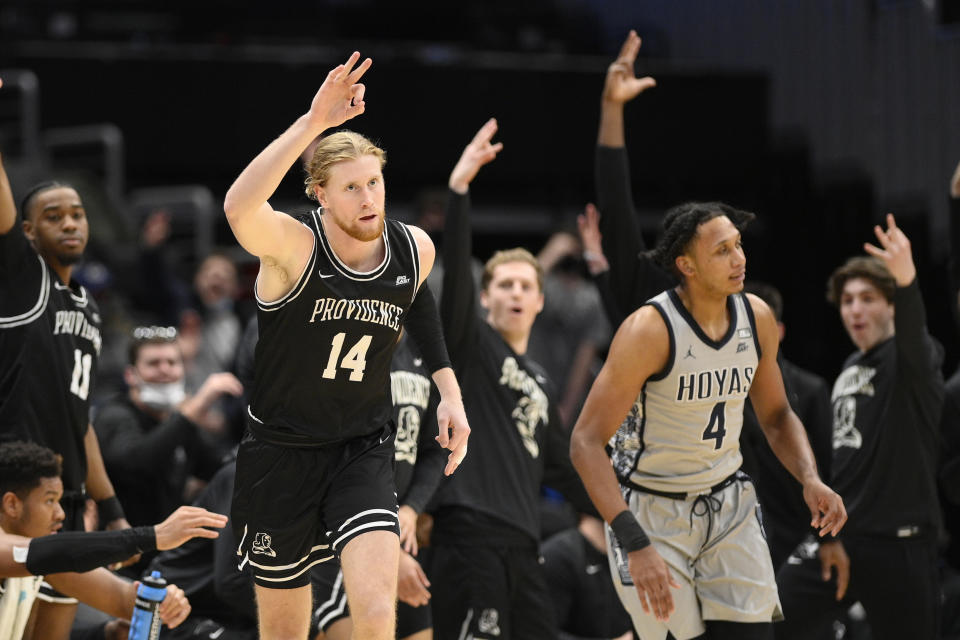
[128,570,167,640]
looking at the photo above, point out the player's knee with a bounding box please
[350,598,396,639]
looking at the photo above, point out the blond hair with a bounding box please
[304,131,386,200]
[482,248,544,292]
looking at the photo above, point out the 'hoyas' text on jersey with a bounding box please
[309,297,403,331]
[675,365,754,402]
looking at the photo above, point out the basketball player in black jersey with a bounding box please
[223,53,470,640]
[0,78,134,640]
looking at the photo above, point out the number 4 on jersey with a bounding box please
[322,333,373,382]
[702,401,727,449]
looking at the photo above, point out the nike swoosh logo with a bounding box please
[319,272,335,278]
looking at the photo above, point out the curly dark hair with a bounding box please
[0,441,62,499]
[648,202,756,280]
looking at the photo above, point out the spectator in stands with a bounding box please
[95,326,241,532]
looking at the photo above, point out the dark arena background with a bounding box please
[2,0,960,378]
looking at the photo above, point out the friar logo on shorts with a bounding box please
[252,532,277,557]
[478,609,501,636]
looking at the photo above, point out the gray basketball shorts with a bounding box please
[606,475,783,640]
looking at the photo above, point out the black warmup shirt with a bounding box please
[0,223,102,494]
[431,191,591,545]
[248,211,420,446]
[830,281,944,538]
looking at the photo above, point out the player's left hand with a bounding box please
[435,397,470,476]
[397,550,431,608]
[864,213,916,287]
[802,478,847,537]
[156,584,191,628]
[818,539,850,601]
[398,504,419,555]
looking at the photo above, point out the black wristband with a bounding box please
[610,509,651,552]
[97,495,125,525]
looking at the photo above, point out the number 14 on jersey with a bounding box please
[322,333,372,382]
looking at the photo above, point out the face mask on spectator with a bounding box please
[138,380,186,411]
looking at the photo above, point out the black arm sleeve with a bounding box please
[595,145,675,313]
[24,526,156,575]
[894,280,944,379]
[403,286,452,373]
[590,269,626,329]
[401,391,446,513]
[439,190,480,368]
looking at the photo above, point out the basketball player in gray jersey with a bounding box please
[571,204,846,640]
[223,52,469,640]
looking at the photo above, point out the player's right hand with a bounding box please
[819,539,850,601]
[603,30,656,105]
[448,118,503,194]
[308,51,372,131]
[154,506,229,550]
[435,396,470,476]
[628,545,681,622]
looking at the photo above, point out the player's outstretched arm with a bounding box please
[0,505,227,579]
[223,51,371,259]
[570,307,680,622]
[440,119,503,363]
[0,79,14,236]
[598,29,656,148]
[747,294,847,537]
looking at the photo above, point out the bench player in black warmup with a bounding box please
[0,77,133,640]
[775,216,943,640]
[223,52,470,640]
[426,119,595,640]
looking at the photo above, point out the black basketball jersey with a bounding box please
[0,226,102,494]
[390,333,433,499]
[248,211,420,446]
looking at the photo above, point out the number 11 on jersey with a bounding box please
[322,333,373,382]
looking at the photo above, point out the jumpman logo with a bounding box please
[684,345,696,359]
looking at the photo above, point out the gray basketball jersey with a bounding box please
[610,290,760,494]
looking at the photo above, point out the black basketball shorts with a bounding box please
[311,558,433,637]
[232,423,400,589]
